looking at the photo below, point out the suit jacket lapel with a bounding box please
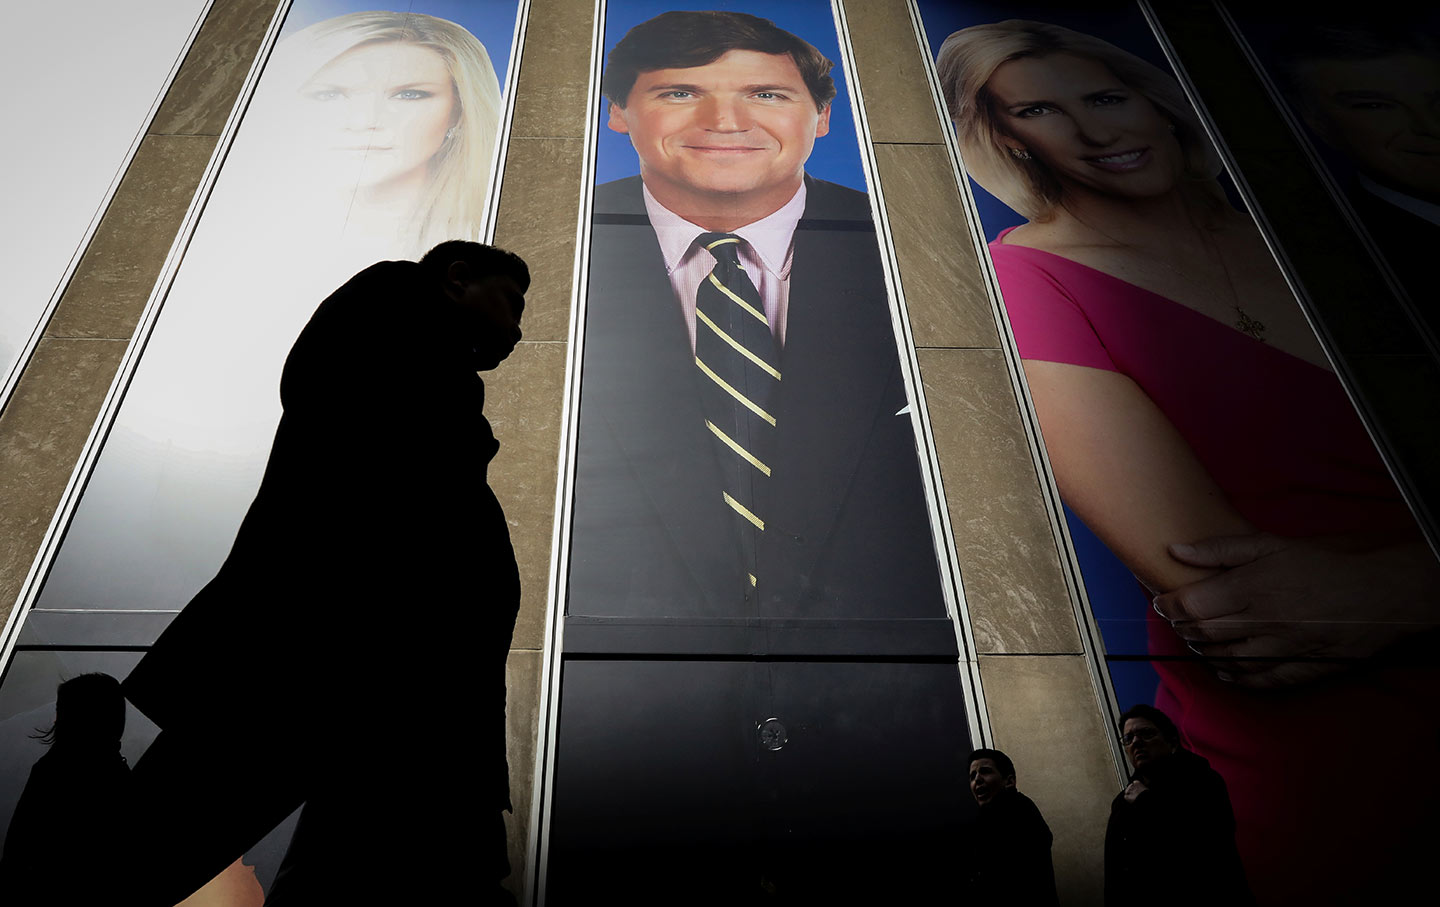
[763,180,899,599]
[586,179,743,612]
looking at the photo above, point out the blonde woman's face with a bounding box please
[298,42,457,193]
[987,53,1183,202]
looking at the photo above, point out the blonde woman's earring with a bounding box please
[1009,147,1032,161]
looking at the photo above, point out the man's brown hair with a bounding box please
[602,10,837,112]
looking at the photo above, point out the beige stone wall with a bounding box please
[486,0,596,888]
[0,0,280,624]
[0,1,1121,903]
[842,3,1119,902]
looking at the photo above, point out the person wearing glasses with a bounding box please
[1104,705,1252,907]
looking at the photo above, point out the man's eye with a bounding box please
[661,90,693,99]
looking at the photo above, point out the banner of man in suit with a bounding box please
[547,3,973,900]
[569,1,947,621]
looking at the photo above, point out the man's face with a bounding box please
[1293,53,1440,201]
[451,272,524,371]
[608,49,831,221]
[969,758,1015,807]
[1121,718,1175,772]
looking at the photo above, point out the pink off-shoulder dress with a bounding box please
[988,228,1438,903]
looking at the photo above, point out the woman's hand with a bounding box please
[1123,780,1149,803]
[1152,533,1440,688]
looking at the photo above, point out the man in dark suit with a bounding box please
[120,241,528,905]
[1273,21,1440,342]
[568,10,944,620]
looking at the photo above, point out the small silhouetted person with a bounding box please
[1105,704,1253,907]
[120,241,528,905]
[960,747,1058,906]
[0,673,131,906]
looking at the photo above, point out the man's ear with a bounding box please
[445,260,472,298]
[1004,775,1017,791]
[814,103,831,139]
[607,102,630,135]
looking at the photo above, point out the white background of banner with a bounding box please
[0,0,211,404]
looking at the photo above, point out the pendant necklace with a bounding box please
[1196,224,1267,342]
[1074,209,1267,343]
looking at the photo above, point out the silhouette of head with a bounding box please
[34,672,125,751]
[420,240,530,369]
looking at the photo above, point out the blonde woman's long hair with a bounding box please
[937,20,1222,221]
[266,11,503,251]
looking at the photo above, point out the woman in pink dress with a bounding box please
[938,20,1439,904]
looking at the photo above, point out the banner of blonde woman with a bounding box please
[0,2,521,900]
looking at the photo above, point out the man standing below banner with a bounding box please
[569,10,943,618]
[962,748,1058,906]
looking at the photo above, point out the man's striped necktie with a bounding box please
[694,232,780,591]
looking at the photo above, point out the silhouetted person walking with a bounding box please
[121,241,528,905]
[0,673,132,906]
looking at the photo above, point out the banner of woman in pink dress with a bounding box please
[918,1,1440,902]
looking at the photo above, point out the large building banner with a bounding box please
[540,1,975,900]
[916,1,1440,902]
[9,0,1437,902]
[0,1,522,900]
